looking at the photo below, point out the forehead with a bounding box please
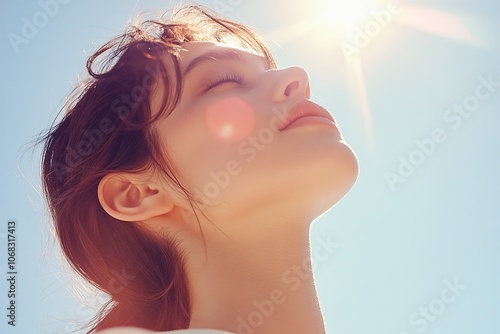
[178,41,266,68]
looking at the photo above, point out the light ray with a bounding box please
[347,56,376,152]
[265,0,483,157]
[394,3,479,45]
[264,17,320,46]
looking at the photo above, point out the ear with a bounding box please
[97,172,175,222]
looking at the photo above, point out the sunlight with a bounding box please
[264,0,385,45]
[346,56,376,153]
[318,0,385,38]
[320,0,378,26]
[264,0,482,155]
[205,97,256,142]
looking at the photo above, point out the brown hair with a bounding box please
[37,5,276,333]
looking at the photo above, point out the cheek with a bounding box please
[205,97,255,142]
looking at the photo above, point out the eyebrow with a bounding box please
[182,49,268,76]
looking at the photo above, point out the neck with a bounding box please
[183,208,326,334]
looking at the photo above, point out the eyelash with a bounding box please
[204,73,244,91]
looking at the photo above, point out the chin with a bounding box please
[339,141,359,188]
[310,141,359,215]
[333,140,359,193]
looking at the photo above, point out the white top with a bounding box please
[96,327,234,334]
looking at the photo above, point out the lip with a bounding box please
[279,100,336,131]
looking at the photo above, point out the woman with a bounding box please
[40,4,358,334]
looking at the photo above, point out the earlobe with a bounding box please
[97,173,174,222]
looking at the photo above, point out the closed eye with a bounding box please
[204,73,244,91]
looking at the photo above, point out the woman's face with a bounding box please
[152,41,358,228]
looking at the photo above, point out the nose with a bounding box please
[269,66,311,103]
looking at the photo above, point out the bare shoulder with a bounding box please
[96,328,233,333]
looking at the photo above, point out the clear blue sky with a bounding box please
[1,0,499,333]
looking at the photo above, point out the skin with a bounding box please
[97,41,359,333]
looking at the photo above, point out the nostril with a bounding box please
[284,81,299,97]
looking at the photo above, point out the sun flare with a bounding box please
[265,0,482,154]
[319,0,385,33]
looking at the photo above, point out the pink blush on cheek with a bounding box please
[205,97,256,142]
